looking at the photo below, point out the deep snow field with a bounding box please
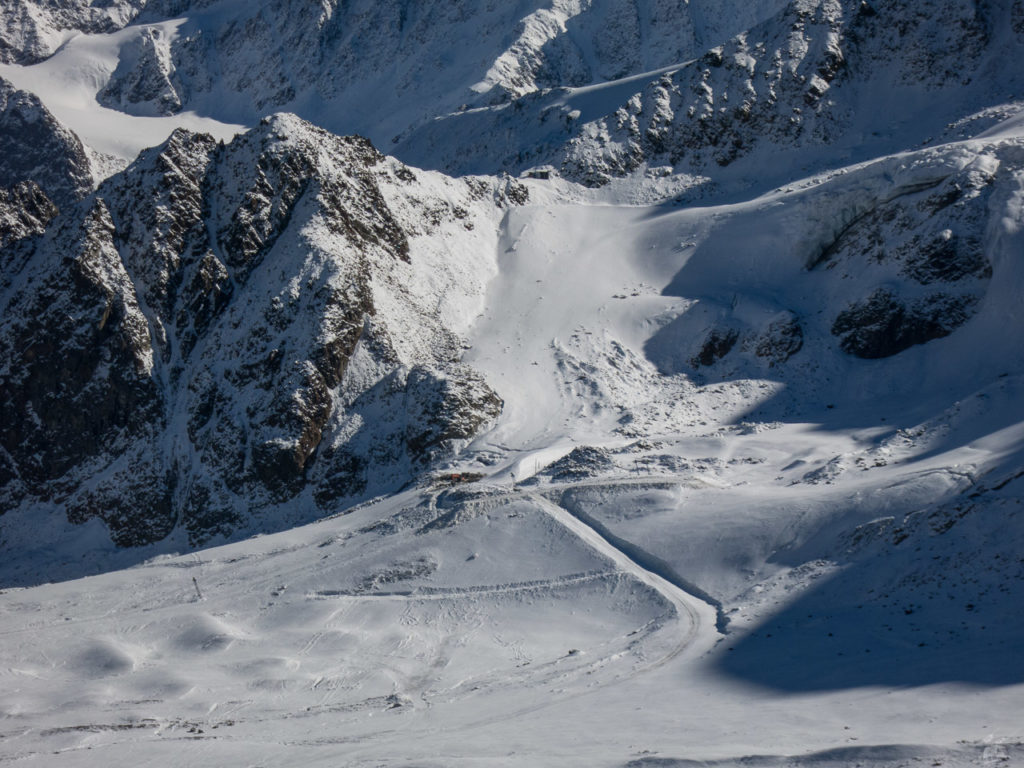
[3,5,1024,768]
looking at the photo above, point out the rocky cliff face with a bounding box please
[396,0,1024,184]
[823,153,998,359]
[558,0,1011,185]
[643,142,1021,386]
[0,181,57,250]
[0,77,93,209]
[559,0,1024,185]
[0,114,511,546]
[0,0,146,64]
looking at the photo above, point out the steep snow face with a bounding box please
[0,114,516,550]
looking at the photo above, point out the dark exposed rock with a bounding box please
[403,365,503,465]
[0,113,505,549]
[753,316,804,366]
[503,177,530,206]
[802,147,999,363]
[539,446,616,483]
[903,230,990,285]
[105,128,220,323]
[0,197,163,536]
[811,157,997,285]
[832,289,978,358]
[313,451,369,508]
[0,181,57,251]
[0,77,93,209]
[98,26,183,116]
[692,328,740,368]
[312,362,502,506]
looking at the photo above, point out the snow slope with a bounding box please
[4,129,1024,765]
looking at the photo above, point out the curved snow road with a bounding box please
[527,493,713,670]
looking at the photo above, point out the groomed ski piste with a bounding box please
[3,4,1024,767]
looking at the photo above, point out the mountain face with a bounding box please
[0,0,145,64]
[0,77,93,209]
[643,143,1012,386]
[0,0,1019,573]
[0,0,1019,570]
[0,181,57,250]
[1,0,792,154]
[0,114,515,546]
[399,0,1024,184]
[556,0,1023,184]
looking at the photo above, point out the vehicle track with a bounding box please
[527,493,712,669]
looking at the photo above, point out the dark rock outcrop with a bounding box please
[0,181,58,251]
[692,328,740,368]
[98,26,183,116]
[822,151,999,358]
[0,114,506,548]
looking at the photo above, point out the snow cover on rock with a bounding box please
[0,113,517,549]
[0,0,791,170]
[2,1,1024,767]
[0,76,93,208]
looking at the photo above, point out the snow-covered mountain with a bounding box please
[2,1,1024,766]
[0,77,92,208]
[0,0,790,155]
[400,0,1024,187]
[1,112,521,549]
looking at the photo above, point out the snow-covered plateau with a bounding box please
[1,1,1024,766]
